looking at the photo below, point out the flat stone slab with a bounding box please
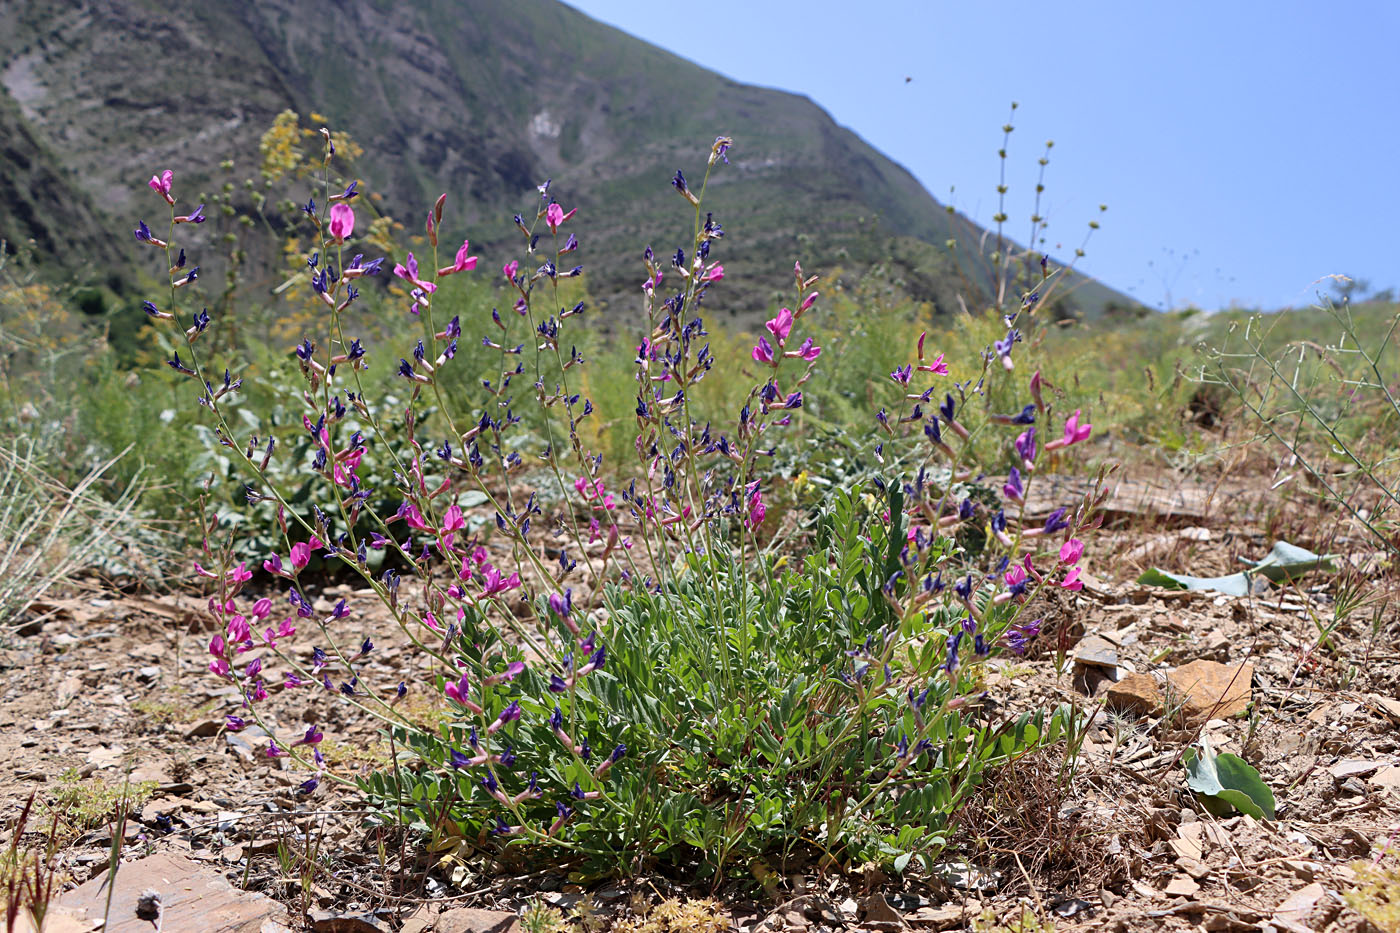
[57,851,291,932]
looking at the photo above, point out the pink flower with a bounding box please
[328,202,355,242]
[503,260,519,281]
[450,240,477,273]
[545,202,576,233]
[703,264,724,282]
[745,482,766,529]
[444,671,471,705]
[1022,553,1043,583]
[916,331,949,374]
[765,308,794,345]
[290,537,322,570]
[148,170,174,203]
[226,615,251,644]
[1058,538,1084,565]
[919,353,949,375]
[793,337,822,361]
[478,564,521,598]
[1045,410,1092,450]
[444,670,484,714]
[438,504,466,550]
[1060,566,1084,591]
[399,502,431,530]
[1029,370,1046,412]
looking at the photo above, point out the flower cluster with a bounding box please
[133,129,1105,861]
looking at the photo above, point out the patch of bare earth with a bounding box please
[1,467,1397,932]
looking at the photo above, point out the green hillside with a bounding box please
[0,0,1133,320]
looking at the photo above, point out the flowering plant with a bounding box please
[134,131,1105,877]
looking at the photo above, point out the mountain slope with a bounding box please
[0,0,1131,321]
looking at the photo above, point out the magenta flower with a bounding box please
[765,308,794,345]
[1060,566,1084,591]
[226,615,251,644]
[441,504,465,533]
[545,202,576,233]
[503,260,519,282]
[444,671,483,714]
[1022,553,1043,583]
[916,332,949,374]
[479,564,521,598]
[328,203,355,242]
[703,263,724,282]
[289,538,321,570]
[148,170,174,204]
[1059,538,1084,565]
[1045,409,1092,450]
[745,483,766,529]
[1029,370,1046,412]
[919,354,949,375]
[438,239,478,276]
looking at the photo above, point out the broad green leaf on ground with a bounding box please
[1183,739,1277,819]
[1136,567,1251,596]
[1137,540,1335,596]
[1241,541,1336,582]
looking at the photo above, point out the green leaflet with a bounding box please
[1137,540,1335,596]
[1183,738,1276,820]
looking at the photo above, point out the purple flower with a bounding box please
[293,724,323,747]
[944,632,963,673]
[487,701,522,735]
[549,589,573,621]
[751,336,775,365]
[890,364,912,386]
[1002,467,1024,503]
[1015,427,1037,467]
[1002,618,1043,655]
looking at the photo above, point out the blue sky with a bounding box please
[567,1,1397,311]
